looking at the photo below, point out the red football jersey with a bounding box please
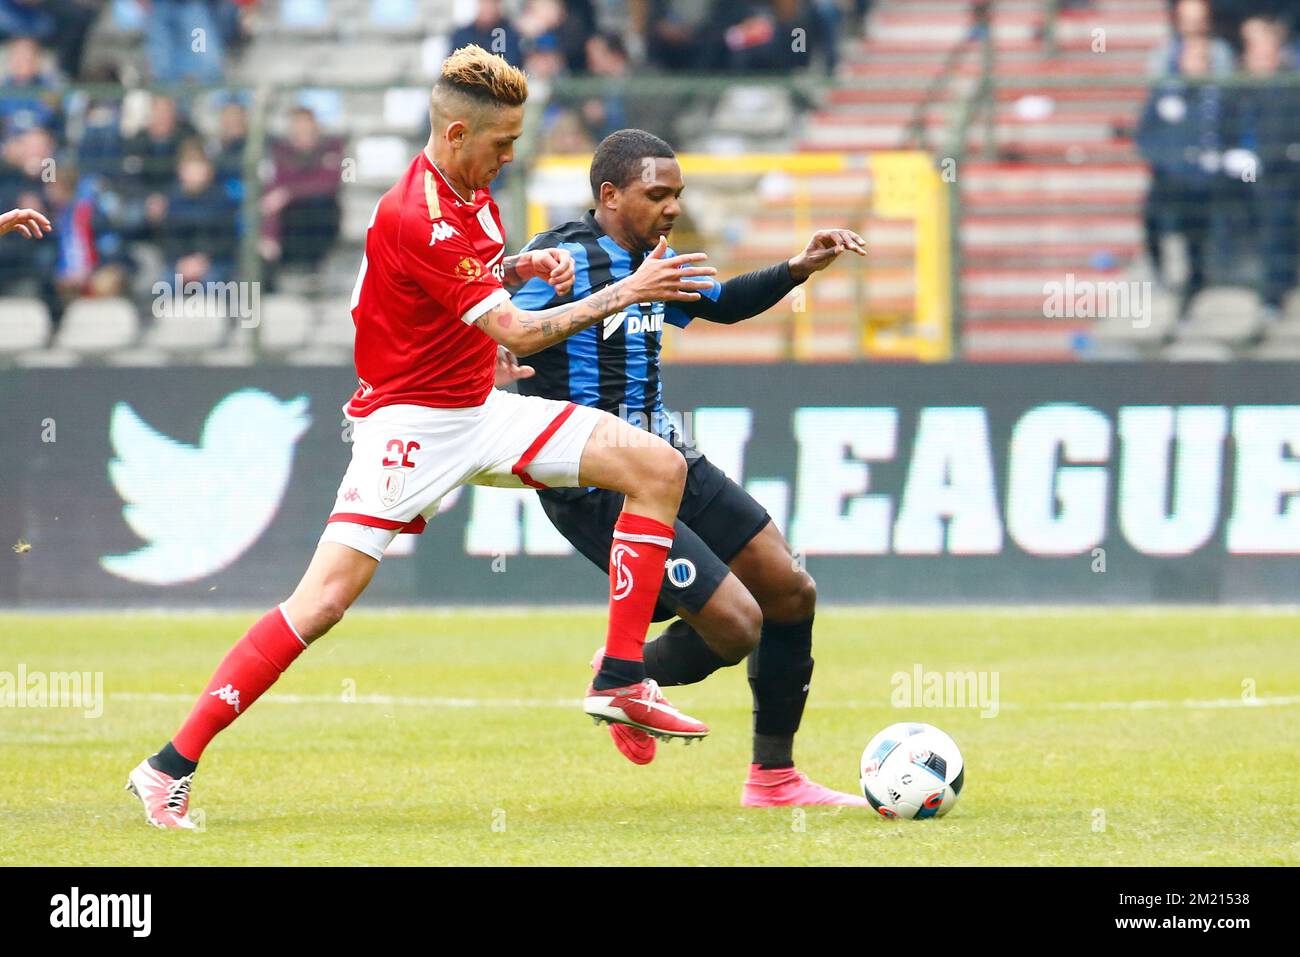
[344,149,509,417]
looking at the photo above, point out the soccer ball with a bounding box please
[859,722,965,819]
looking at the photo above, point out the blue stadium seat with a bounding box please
[281,0,330,30]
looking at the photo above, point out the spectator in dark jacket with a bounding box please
[1147,0,1235,79]
[1136,37,1227,307]
[450,0,524,68]
[148,142,239,286]
[0,36,63,139]
[1226,15,1300,313]
[122,95,197,200]
[0,123,57,302]
[211,99,247,202]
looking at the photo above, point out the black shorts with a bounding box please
[538,455,771,622]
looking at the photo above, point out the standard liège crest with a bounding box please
[378,468,405,508]
[455,256,484,282]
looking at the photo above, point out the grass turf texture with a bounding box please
[1,608,1297,866]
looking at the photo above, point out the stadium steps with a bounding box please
[899,0,1167,360]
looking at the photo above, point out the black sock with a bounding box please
[748,616,814,769]
[148,741,198,779]
[593,654,645,690]
[643,619,731,687]
[753,733,794,770]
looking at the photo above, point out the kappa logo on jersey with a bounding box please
[455,256,484,281]
[428,221,455,246]
[610,542,639,600]
[209,683,242,713]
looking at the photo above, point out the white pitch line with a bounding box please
[1002,694,1300,712]
[108,692,1300,712]
[109,691,577,707]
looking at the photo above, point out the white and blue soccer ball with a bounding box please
[859,722,965,820]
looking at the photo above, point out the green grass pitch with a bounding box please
[1,608,1297,866]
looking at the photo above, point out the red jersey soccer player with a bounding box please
[126,46,718,829]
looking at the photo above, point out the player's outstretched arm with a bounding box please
[787,227,867,282]
[685,228,869,327]
[476,236,715,356]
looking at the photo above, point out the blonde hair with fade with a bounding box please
[437,44,528,107]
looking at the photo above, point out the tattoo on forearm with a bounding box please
[476,281,624,351]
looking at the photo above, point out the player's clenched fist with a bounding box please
[0,207,51,239]
[518,247,576,296]
[626,235,715,302]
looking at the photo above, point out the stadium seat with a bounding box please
[280,0,331,32]
[1176,287,1263,345]
[307,45,409,86]
[256,294,315,353]
[199,326,258,366]
[367,0,420,32]
[313,297,357,350]
[1248,339,1300,361]
[419,35,451,78]
[353,135,415,186]
[234,45,314,85]
[110,0,145,31]
[1159,340,1235,362]
[711,87,796,141]
[340,91,389,136]
[54,298,140,356]
[1089,289,1178,346]
[145,301,231,355]
[383,88,430,133]
[295,89,345,129]
[0,297,52,356]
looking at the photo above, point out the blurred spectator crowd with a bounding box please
[0,0,855,330]
[1137,0,1300,323]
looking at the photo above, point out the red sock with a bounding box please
[171,605,307,762]
[604,512,675,662]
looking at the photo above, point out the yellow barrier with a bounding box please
[526,152,951,362]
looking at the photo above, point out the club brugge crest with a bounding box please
[379,468,405,508]
[666,558,696,588]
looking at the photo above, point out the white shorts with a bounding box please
[319,389,602,561]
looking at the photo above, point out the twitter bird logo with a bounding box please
[101,389,312,586]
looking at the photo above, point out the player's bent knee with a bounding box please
[707,591,762,663]
[643,444,687,498]
[792,572,818,619]
[758,570,818,624]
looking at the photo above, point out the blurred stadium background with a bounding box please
[2,0,1299,607]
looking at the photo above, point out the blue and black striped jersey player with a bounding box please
[506,129,869,807]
